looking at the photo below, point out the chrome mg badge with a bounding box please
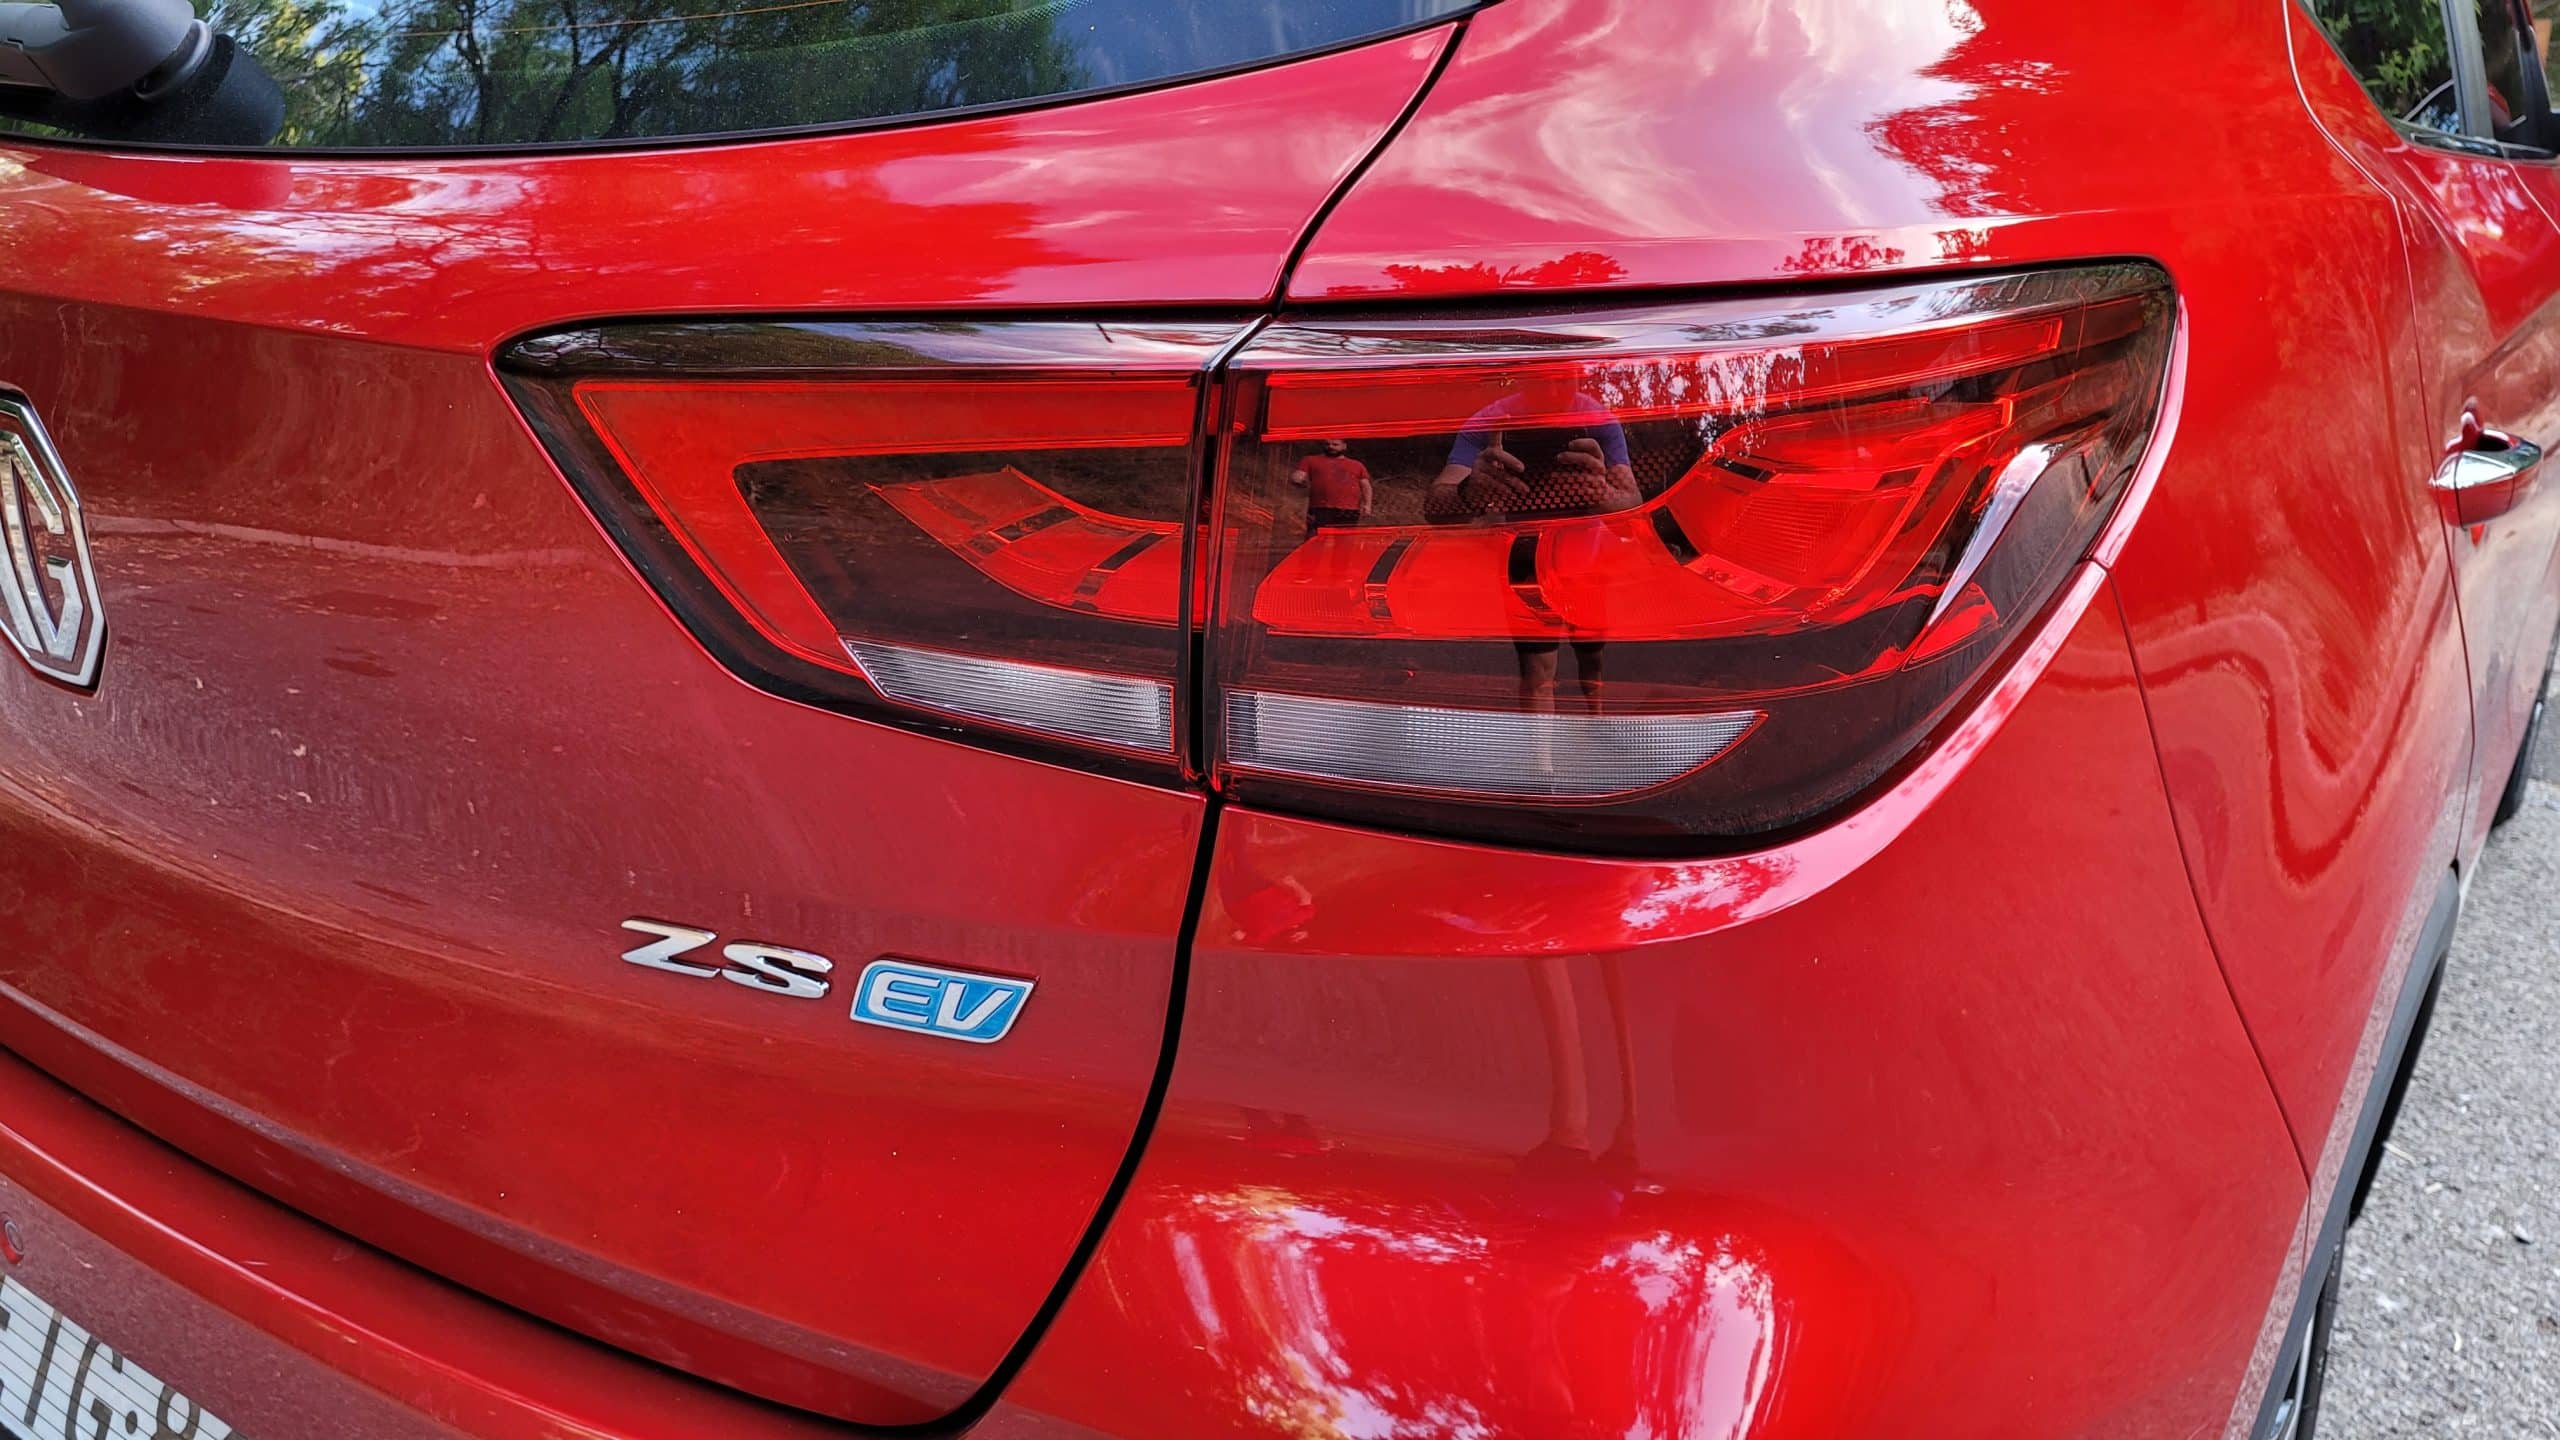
[0,397,102,686]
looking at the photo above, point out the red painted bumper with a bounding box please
[0,1036,878,1440]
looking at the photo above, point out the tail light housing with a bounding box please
[1210,266,2171,848]
[505,265,2172,851]
[502,321,1248,778]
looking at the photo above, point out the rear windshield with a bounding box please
[188,0,1476,150]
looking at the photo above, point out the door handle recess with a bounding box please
[2434,428,2543,525]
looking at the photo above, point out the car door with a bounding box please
[0,5,1457,1428]
[2452,0,2560,849]
[2323,0,2560,861]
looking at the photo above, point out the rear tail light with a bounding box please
[504,265,2171,851]
[1209,265,2171,848]
[500,321,1248,776]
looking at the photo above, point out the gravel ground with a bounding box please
[2327,695,2560,1437]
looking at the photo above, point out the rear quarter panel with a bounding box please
[1289,0,2472,1266]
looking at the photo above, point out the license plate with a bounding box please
[0,1276,237,1439]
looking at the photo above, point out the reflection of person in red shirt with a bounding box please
[1290,439,1373,538]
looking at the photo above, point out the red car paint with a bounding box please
[0,31,1445,1427]
[0,4,2542,1440]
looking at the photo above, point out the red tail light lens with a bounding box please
[501,321,1249,775]
[503,267,2171,851]
[1209,266,2171,849]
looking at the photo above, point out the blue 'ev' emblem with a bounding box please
[851,959,1033,1044]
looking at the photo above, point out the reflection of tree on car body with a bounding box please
[1426,381,1640,713]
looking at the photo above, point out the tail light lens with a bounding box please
[503,265,2170,851]
[1209,265,2171,848]
[501,321,1249,776]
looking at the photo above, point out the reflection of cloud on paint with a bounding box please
[1603,1231,1781,1435]
[1619,853,1800,936]
[1180,1188,1498,1439]
[1145,1184,1789,1438]
[1380,0,1985,240]
[1171,1230,1226,1346]
[1770,0,1989,224]
[1603,1232,1710,1311]
[1191,1186,1492,1263]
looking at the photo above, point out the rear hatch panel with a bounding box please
[0,26,1450,1423]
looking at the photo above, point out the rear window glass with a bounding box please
[184,0,1476,149]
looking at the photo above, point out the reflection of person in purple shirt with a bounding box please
[1425,382,1641,713]
[1430,384,1640,519]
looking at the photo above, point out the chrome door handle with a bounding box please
[2434,429,2543,524]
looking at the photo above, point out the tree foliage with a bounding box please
[196,0,1091,146]
[2315,0,2454,121]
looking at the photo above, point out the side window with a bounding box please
[2317,0,2463,133]
[2539,0,2560,95]
[2477,0,2549,145]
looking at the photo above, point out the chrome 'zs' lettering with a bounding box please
[618,918,833,999]
[618,918,721,978]
[718,942,834,1000]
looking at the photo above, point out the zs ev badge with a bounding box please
[619,919,1033,1045]
[0,397,103,687]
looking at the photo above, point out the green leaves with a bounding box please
[199,0,1094,147]
[2315,0,2454,123]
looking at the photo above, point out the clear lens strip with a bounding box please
[846,641,1174,754]
[1226,690,1760,800]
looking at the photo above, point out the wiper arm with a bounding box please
[0,0,281,145]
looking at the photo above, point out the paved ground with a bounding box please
[2328,696,2560,1437]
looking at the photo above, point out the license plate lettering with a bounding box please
[0,1279,235,1440]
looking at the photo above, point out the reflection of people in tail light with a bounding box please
[1289,438,1372,539]
[1426,382,1640,713]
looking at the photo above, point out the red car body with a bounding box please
[0,0,2548,1437]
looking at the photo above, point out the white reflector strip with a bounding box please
[1226,691,1760,799]
[846,641,1173,754]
